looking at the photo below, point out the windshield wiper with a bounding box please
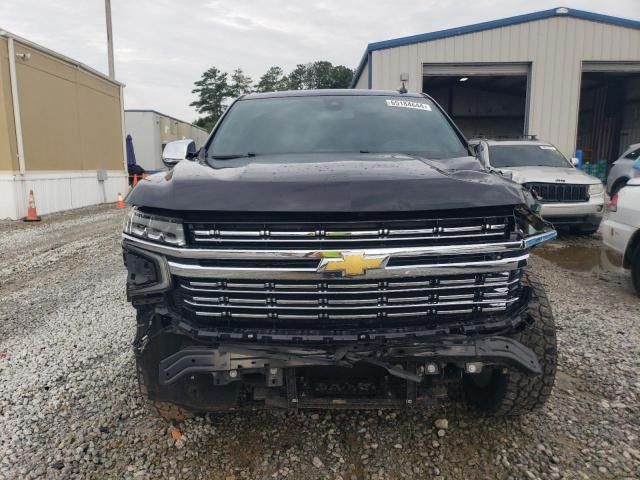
[211,152,256,160]
[359,150,415,155]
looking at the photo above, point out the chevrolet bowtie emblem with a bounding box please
[317,252,389,277]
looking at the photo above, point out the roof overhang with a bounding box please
[0,28,125,87]
[350,6,640,88]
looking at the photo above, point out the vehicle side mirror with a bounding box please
[570,157,579,167]
[472,142,490,169]
[633,158,640,170]
[162,139,197,168]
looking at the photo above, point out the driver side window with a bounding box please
[625,148,640,160]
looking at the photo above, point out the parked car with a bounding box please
[606,143,640,196]
[602,164,640,295]
[123,90,558,419]
[471,139,605,234]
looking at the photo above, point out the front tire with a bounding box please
[577,225,599,236]
[463,272,557,416]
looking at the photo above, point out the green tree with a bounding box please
[228,67,253,98]
[305,61,335,89]
[190,66,229,130]
[284,62,355,90]
[255,66,288,92]
[286,64,307,90]
[329,65,354,88]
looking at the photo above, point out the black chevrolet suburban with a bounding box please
[123,90,558,420]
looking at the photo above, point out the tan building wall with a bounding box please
[12,40,124,172]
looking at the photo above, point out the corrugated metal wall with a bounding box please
[363,17,640,158]
[620,77,640,154]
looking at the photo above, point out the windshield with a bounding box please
[488,144,571,168]
[208,95,468,160]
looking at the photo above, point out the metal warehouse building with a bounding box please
[125,110,208,172]
[0,30,126,220]
[352,7,640,164]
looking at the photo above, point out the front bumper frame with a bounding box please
[158,336,541,387]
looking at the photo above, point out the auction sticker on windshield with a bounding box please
[386,99,432,111]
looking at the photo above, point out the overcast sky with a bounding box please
[2,0,639,122]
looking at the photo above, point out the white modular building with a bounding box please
[125,110,209,171]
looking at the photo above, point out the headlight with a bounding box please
[123,207,186,246]
[589,183,604,196]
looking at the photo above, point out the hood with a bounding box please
[499,166,600,185]
[126,153,527,212]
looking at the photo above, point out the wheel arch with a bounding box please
[610,176,630,196]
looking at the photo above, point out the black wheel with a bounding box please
[463,271,557,416]
[576,225,599,236]
[610,178,629,196]
[632,246,640,296]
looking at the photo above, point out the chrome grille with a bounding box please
[524,183,589,203]
[185,214,512,249]
[173,270,523,326]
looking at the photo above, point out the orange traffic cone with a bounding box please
[132,174,139,186]
[23,190,41,222]
[116,192,126,209]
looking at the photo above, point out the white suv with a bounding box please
[602,175,640,295]
[472,139,605,234]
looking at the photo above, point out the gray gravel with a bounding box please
[0,206,639,480]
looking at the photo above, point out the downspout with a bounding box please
[7,36,26,175]
[119,85,128,182]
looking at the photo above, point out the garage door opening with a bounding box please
[422,64,529,139]
[576,68,640,169]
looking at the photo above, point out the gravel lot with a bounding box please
[0,205,638,480]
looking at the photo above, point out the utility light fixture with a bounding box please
[459,77,469,82]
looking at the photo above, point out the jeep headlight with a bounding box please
[589,183,604,196]
[123,207,186,246]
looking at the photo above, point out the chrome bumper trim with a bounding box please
[122,233,524,260]
[167,254,529,280]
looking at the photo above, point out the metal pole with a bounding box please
[105,0,115,79]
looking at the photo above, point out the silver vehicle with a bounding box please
[472,139,605,234]
[606,143,640,196]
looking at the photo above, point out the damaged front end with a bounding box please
[126,202,555,411]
